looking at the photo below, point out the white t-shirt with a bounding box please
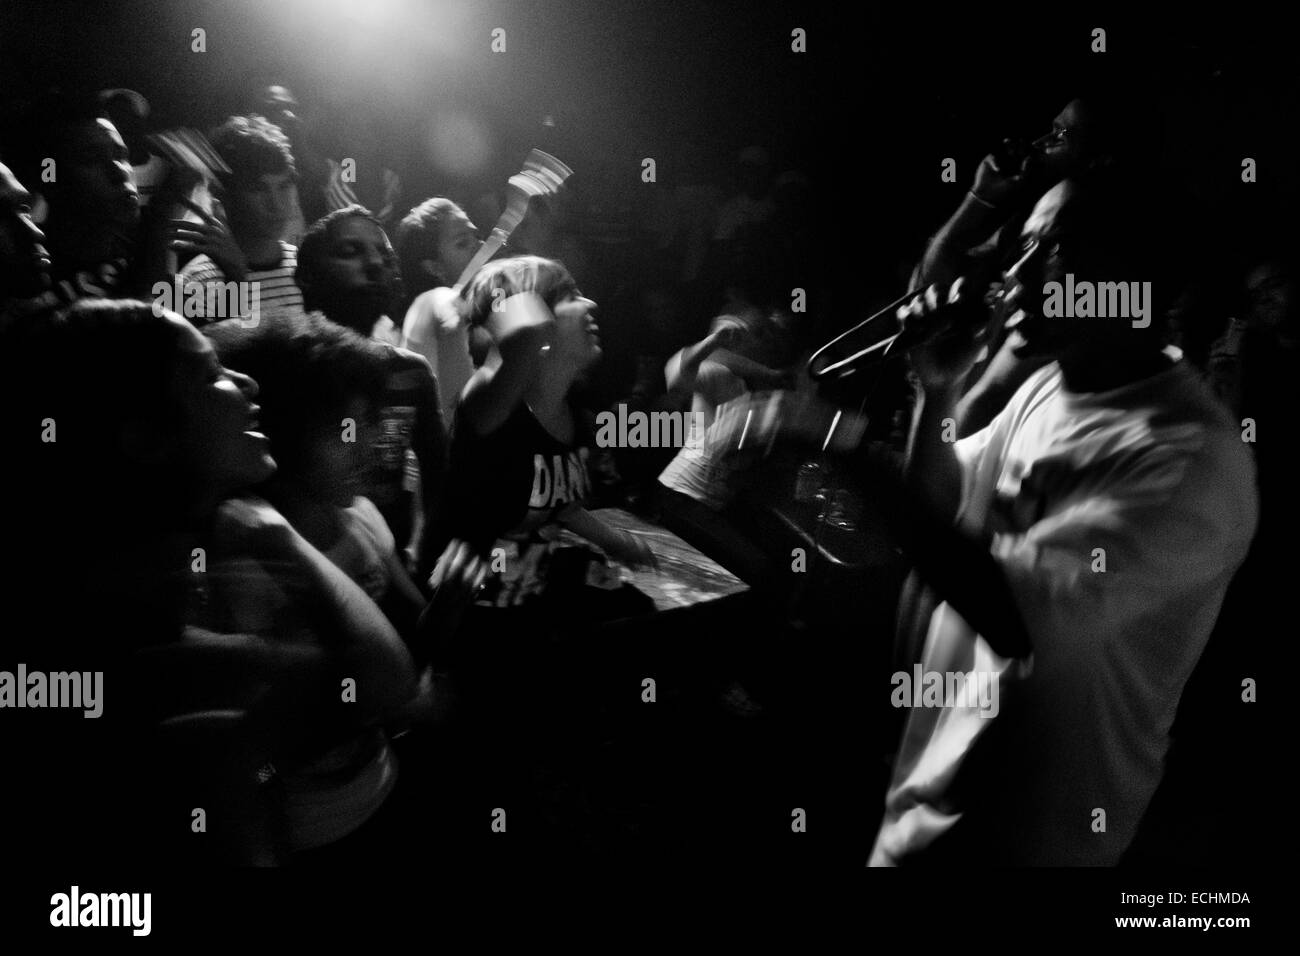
[401,286,475,418]
[658,393,746,511]
[869,355,1257,866]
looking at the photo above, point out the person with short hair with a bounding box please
[295,205,448,573]
[0,298,418,864]
[450,255,658,604]
[914,94,1157,437]
[204,312,482,858]
[394,197,482,415]
[7,89,142,302]
[726,177,1257,865]
[172,114,305,326]
[0,160,52,319]
[873,177,1258,865]
[248,82,328,240]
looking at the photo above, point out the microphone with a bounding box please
[880,282,1006,360]
[808,277,1006,380]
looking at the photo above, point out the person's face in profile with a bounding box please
[167,315,276,495]
[430,211,481,284]
[551,289,601,370]
[1033,100,1098,180]
[0,162,51,301]
[57,118,140,229]
[1000,180,1078,355]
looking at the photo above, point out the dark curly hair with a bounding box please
[295,204,400,316]
[204,312,388,475]
[209,114,296,189]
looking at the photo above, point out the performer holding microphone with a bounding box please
[727,175,1256,865]
[914,95,1148,436]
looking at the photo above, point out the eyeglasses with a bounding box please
[1036,126,1084,146]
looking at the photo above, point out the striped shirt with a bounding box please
[178,242,305,327]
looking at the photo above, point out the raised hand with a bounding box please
[970,139,1037,209]
[483,290,556,350]
[169,198,249,282]
[708,318,747,353]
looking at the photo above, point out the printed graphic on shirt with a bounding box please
[528,448,592,511]
[369,405,416,508]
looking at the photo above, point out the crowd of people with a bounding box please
[0,76,1290,868]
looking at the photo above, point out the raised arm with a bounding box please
[917,148,1036,290]
[665,323,740,397]
[458,291,555,436]
[556,503,658,570]
[214,497,417,720]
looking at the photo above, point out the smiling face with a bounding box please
[169,316,276,496]
[0,162,51,301]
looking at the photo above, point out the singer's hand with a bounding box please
[970,141,1034,208]
[897,279,1002,391]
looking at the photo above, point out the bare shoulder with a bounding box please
[387,344,435,376]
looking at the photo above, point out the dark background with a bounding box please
[0,0,1289,921]
[4,3,1297,336]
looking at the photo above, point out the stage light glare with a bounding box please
[424,109,492,176]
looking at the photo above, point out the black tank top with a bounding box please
[448,400,593,552]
